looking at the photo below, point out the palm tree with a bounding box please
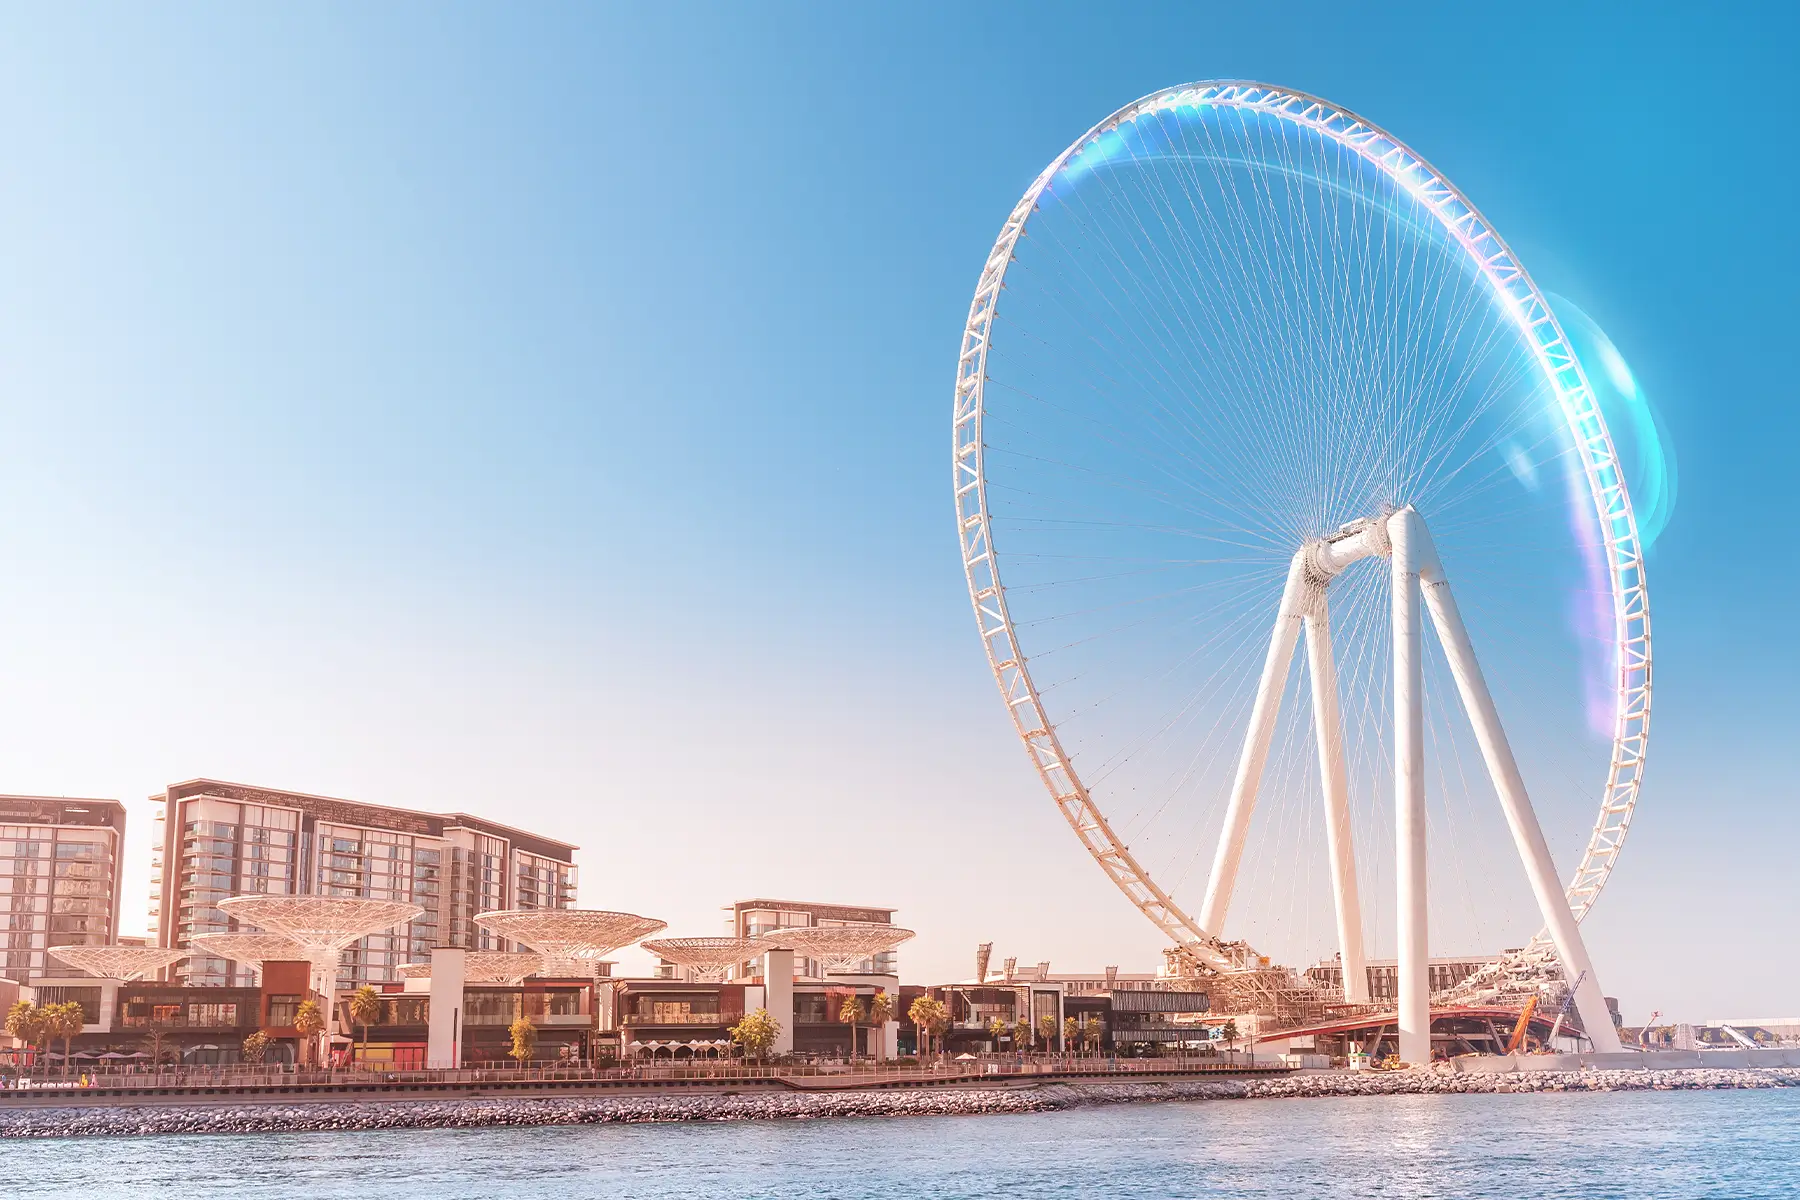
[837,994,865,1060]
[1038,1014,1058,1053]
[1063,1016,1079,1056]
[868,990,894,1058]
[987,1016,1009,1050]
[5,1001,44,1076]
[907,995,947,1059]
[46,1002,85,1078]
[348,985,382,1068]
[1013,1017,1032,1054]
[293,999,326,1069]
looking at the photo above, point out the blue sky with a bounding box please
[0,4,1792,1020]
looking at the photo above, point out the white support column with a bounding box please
[1416,548,1624,1054]
[426,948,465,1069]
[1200,553,1311,935]
[1389,508,1431,1065]
[764,949,795,1056]
[1304,596,1369,1004]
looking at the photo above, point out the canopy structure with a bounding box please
[190,932,310,970]
[216,895,425,1046]
[398,952,546,985]
[640,937,767,982]
[758,924,915,973]
[47,945,189,982]
[474,909,666,972]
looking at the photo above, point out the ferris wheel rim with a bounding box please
[951,80,1651,960]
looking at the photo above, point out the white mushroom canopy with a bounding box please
[217,895,425,950]
[47,945,189,981]
[397,952,547,984]
[757,924,915,970]
[640,936,767,980]
[190,932,310,965]
[474,909,666,962]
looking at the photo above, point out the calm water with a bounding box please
[6,1089,1798,1198]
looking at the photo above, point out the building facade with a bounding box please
[0,796,127,983]
[151,779,578,989]
[729,898,899,979]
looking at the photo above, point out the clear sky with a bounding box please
[0,4,1792,1021]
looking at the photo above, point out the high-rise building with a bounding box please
[728,898,900,979]
[151,779,577,988]
[0,796,127,983]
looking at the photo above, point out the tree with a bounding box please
[1013,1017,1032,1052]
[729,1008,781,1064]
[5,1001,44,1075]
[1038,1014,1059,1052]
[1064,1016,1079,1055]
[241,1030,272,1066]
[45,1002,86,1077]
[1221,1019,1240,1058]
[987,1016,1010,1049]
[907,995,947,1058]
[349,985,382,1067]
[508,1016,537,1068]
[868,990,894,1058]
[837,994,865,1060]
[293,1000,326,1068]
[1078,1014,1099,1054]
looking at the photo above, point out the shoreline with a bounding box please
[4,1066,1797,1139]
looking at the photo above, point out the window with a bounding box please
[187,1003,238,1027]
[267,995,301,1027]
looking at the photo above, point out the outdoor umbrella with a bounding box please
[955,1053,977,1061]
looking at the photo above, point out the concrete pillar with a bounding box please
[427,948,465,1070]
[882,1021,898,1059]
[1390,508,1430,1067]
[764,948,794,1056]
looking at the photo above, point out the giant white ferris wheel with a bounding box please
[953,83,1649,1062]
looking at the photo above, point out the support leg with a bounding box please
[1418,561,1624,1054]
[1304,598,1369,1003]
[1389,509,1431,1066]
[1200,553,1310,935]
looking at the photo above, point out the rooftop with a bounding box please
[163,778,577,861]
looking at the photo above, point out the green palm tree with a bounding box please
[293,999,326,1068]
[987,1016,1009,1049]
[46,1002,85,1077]
[5,1001,44,1075]
[348,985,382,1067]
[837,994,865,1060]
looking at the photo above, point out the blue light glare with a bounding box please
[1550,294,1680,551]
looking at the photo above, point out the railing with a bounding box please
[0,1052,1284,1095]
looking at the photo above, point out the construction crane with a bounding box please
[1638,1011,1661,1049]
[1504,995,1541,1054]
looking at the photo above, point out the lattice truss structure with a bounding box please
[190,932,309,968]
[641,937,769,983]
[953,81,1650,1047]
[759,925,915,973]
[47,945,189,981]
[474,909,666,974]
[397,952,547,985]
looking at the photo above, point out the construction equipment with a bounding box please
[1504,995,1541,1054]
[1638,1011,1661,1048]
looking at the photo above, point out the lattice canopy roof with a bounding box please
[758,924,915,966]
[47,945,189,981]
[640,937,768,969]
[397,952,547,984]
[473,909,666,959]
[190,932,311,965]
[216,895,425,950]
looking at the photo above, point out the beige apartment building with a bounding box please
[0,795,127,983]
[151,779,577,988]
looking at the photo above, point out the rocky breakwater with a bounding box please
[4,1066,1797,1139]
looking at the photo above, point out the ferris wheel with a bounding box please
[953,83,1648,1061]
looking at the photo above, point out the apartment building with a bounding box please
[0,796,127,983]
[729,898,900,979]
[151,779,577,988]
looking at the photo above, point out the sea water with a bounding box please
[6,1088,1797,1198]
